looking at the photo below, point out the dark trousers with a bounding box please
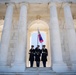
[42,61,46,67]
[36,61,40,67]
[30,61,34,67]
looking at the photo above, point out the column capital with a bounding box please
[19,2,28,7]
[62,3,70,7]
[48,2,56,7]
[5,2,14,6]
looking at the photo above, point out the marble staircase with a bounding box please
[0,68,76,75]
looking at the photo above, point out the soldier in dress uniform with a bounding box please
[35,45,41,67]
[29,45,35,67]
[41,45,48,67]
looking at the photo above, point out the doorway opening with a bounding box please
[26,20,51,67]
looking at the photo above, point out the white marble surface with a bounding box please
[0,0,76,3]
[0,3,14,65]
[14,3,27,67]
[0,2,76,73]
[50,3,67,72]
[63,3,76,71]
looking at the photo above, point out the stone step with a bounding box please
[0,67,76,75]
[0,72,76,75]
[25,67,52,71]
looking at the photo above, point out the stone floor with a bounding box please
[0,72,76,75]
[0,68,76,75]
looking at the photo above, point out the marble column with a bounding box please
[63,3,76,71]
[13,3,27,71]
[49,3,67,72]
[0,3,14,65]
[27,31,31,67]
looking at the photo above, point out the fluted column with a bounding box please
[49,3,67,72]
[0,3,14,65]
[63,3,76,71]
[13,3,27,71]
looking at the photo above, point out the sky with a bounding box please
[31,31,46,49]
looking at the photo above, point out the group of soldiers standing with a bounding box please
[29,45,48,67]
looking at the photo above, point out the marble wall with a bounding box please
[0,19,76,67]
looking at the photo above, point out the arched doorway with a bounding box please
[26,20,51,67]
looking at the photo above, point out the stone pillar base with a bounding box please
[72,64,76,72]
[11,62,26,72]
[0,66,11,72]
[0,63,25,72]
[0,61,7,66]
[52,63,68,72]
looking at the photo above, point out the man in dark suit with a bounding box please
[29,45,35,67]
[41,45,48,67]
[35,45,41,67]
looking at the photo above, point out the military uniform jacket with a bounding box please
[41,48,48,61]
[35,48,41,61]
[29,49,35,61]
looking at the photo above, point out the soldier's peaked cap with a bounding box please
[31,45,34,47]
[37,45,40,47]
[42,45,45,47]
